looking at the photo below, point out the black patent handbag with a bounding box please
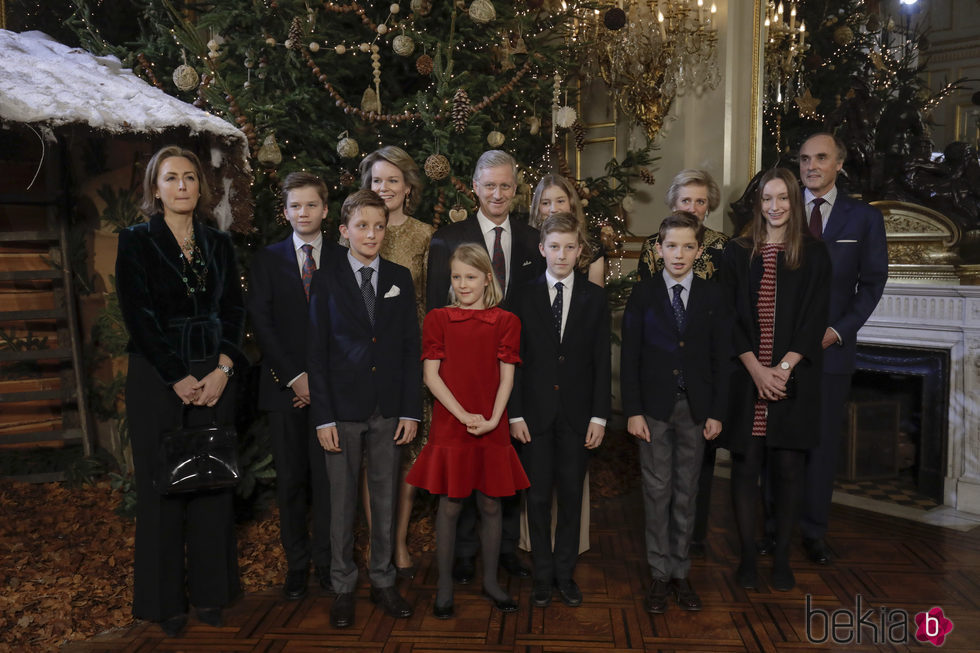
[155,406,240,494]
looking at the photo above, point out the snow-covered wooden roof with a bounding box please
[0,30,251,231]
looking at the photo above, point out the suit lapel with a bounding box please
[533,276,559,345]
[274,238,307,301]
[563,274,588,343]
[375,259,398,328]
[334,254,373,330]
[652,274,682,334]
[822,194,850,241]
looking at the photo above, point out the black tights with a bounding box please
[731,438,805,568]
[435,492,507,604]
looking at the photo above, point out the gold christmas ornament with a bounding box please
[621,194,636,213]
[555,106,577,128]
[393,34,415,57]
[257,134,282,167]
[337,132,360,158]
[449,206,467,222]
[526,116,541,135]
[361,87,381,114]
[309,41,320,52]
[487,130,505,147]
[794,88,821,118]
[469,0,496,24]
[833,25,855,46]
[424,153,451,180]
[411,0,432,15]
[172,64,199,92]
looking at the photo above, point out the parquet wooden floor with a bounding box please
[67,478,980,652]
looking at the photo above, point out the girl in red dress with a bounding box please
[406,243,529,618]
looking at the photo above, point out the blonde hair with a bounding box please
[665,168,721,213]
[359,145,424,213]
[448,243,503,309]
[140,145,213,220]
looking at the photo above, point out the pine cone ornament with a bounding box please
[639,167,656,185]
[571,119,587,151]
[287,16,302,51]
[424,153,451,180]
[416,53,434,76]
[340,171,357,186]
[452,88,472,133]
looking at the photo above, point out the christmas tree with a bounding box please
[68,0,655,250]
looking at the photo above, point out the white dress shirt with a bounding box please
[476,210,512,291]
[662,268,693,309]
[292,231,324,275]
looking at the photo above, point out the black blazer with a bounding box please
[620,273,731,425]
[721,237,831,453]
[307,252,422,426]
[116,214,245,385]
[247,236,338,412]
[508,272,611,434]
[426,215,544,312]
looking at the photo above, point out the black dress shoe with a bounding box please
[803,538,832,565]
[644,579,669,614]
[688,540,706,559]
[670,578,702,611]
[370,585,414,618]
[531,582,553,607]
[158,613,187,637]
[433,599,455,619]
[735,559,758,590]
[196,607,223,627]
[499,552,530,577]
[284,569,309,600]
[757,536,775,556]
[482,590,519,613]
[330,592,355,628]
[452,556,475,584]
[772,561,796,591]
[554,579,583,607]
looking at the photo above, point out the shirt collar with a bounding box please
[662,268,694,295]
[545,269,575,292]
[292,231,323,253]
[347,249,380,276]
[476,209,510,235]
[804,185,838,208]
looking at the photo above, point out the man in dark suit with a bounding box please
[425,150,544,582]
[621,212,731,613]
[248,172,333,600]
[308,190,421,628]
[797,132,888,565]
[509,213,611,608]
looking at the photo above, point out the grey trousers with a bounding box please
[637,396,706,581]
[325,411,400,593]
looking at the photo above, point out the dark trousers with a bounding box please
[268,408,331,571]
[326,411,401,593]
[128,355,241,622]
[637,397,705,581]
[518,418,590,582]
[691,442,718,544]
[800,372,852,541]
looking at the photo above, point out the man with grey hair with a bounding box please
[425,150,544,584]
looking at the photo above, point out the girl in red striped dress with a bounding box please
[722,168,831,592]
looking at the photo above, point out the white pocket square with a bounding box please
[383,285,401,298]
[522,260,533,267]
[836,239,858,243]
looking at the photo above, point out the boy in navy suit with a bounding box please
[621,212,730,614]
[248,172,333,599]
[308,190,421,628]
[509,213,611,608]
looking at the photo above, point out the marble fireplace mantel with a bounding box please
[857,284,980,514]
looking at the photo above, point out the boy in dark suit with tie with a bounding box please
[509,213,611,608]
[621,211,731,614]
[308,190,421,628]
[248,172,334,600]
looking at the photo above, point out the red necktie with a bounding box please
[491,226,506,291]
[301,243,316,301]
[808,197,826,238]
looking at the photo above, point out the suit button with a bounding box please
[558,355,565,362]
[553,384,560,391]
[672,369,679,376]
[678,341,684,347]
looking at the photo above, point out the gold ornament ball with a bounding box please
[335,44,346,54]
[284,39,294,50]
[487,130,505,147]
[393,34,415,57]
[337,137,360,159]
[469,0,496,24]
[833,25,854,46]
[390,3,400,13]
[359,42,371,53]
[257,135,283,167]
[309,41,320,52]
[265,37,276,46]
[377,24,389,35]
[424,153,451,180]
[172,64,199,92]
[411,0,432,15]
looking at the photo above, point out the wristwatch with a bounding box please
[217,364,234,378]
[779,361,791,371]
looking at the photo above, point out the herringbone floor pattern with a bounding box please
[66,479,980,651]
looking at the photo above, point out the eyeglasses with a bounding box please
[477,182,514,193]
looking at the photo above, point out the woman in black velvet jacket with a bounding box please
[115,145,246,637]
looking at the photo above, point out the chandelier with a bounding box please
[763,1,807,111]
[574,1,721,141]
